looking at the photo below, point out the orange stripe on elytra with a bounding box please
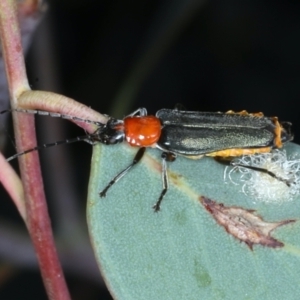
[226,110,264,117]
[272,117,283,148]
[206,147,272,158]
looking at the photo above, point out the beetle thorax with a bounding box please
[124,116,162,147]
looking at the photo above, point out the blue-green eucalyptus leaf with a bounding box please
[87,142,300,300]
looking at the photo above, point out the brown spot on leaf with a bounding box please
[199,196,295,250]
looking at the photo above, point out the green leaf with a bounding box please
[87,143,300,300]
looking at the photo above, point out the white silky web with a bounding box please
[225,150,300,204]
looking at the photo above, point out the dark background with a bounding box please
[1,0,300,299]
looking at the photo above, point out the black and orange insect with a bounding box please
[1,108,293,211]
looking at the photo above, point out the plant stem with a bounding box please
[0,1,70,299]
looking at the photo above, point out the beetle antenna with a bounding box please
[0,108,103,126]
[6,135,97,162]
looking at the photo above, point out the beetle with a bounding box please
[1,107,293,211]
[93,108,293,211]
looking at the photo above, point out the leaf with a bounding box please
[87,143,300,300]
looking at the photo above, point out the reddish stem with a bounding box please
[0,1,70,299]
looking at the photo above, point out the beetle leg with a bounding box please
[99,147,146,197]
[230,162,291,187]
[153,152,176,212]
[217,157,291,187]
[127,107,147,117]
